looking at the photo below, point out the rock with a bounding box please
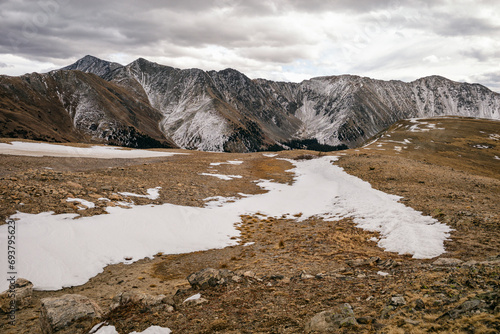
[415,298,426,310]
[108,193,122,201]
[270,274,285,280]
[187,268,235,289]
[346,258,366,267]
[0,278,33,313]
[433,258,463,266]
[40,294,102,334]
[439,298,484,320]
[390,296,407,307]
[242,271,256,278]
[300,271,315,280]
[64,181,83,189]
[346,257,379,267]
[380,305,395,319]
[305,311,338,333]
[231,275,243,283]
[377,258,398,269]
[110,291,172,311]
[462,260,478,266]
[305,303,357,333]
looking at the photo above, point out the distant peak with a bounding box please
[81,55,101,61]
[61,55,123,77]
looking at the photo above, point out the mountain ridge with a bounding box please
[1,55,499,151]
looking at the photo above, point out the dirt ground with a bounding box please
[0,117,499,333]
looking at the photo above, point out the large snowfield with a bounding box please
[0,143,452,292]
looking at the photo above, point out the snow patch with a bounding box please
[472,144,492,149]
[407,119,445,132]
[119,187,161,200]
[200,173,243,180]
[210,160,243,166]
[0,141,183,159]
[204,196,240,207]
[91,323,172,334]
[489,133,499,141]
[66,198,95,209]
[184,293,201,303]
[263,153,278,157]
[0,157,451,292]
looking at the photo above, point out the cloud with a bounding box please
[0,0,498,92]
[460,48,500,62]
[469,72,500,93]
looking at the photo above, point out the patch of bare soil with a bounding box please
[1,118,499,333]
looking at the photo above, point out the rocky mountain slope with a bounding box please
[0,69,176,148]
[1,55,499,151]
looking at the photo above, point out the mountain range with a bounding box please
[1,55,499,151]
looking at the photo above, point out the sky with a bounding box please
[1,0,499,92]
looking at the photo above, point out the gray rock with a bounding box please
[346,257,379,267]
[339,316,358,327]
[242,270,256,278]
[305,310,339,332]
[439,298,484,320]
[376,258,397,268]
[187,268,235,289]
[300,271,315,280]
[305,303,358,332]
[380,305,395,319]
[433,258,463,266]
[40,294,102,334]
[0,278,33,313]
[110,291,173,311]
[390,296,407,307]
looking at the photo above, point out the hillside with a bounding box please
[0,117,498,333]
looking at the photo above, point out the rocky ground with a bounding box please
[0,117,499,333]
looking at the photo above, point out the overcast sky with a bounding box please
[1,0,499,92]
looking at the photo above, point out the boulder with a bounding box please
[390,296,407,307]
[187,268,235,289]
[433,258,463,266]
[439,299,484,320]
[305,303,358,332]
[40,294,102,334]
[110,291,173,312]
[0,278,33,313]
